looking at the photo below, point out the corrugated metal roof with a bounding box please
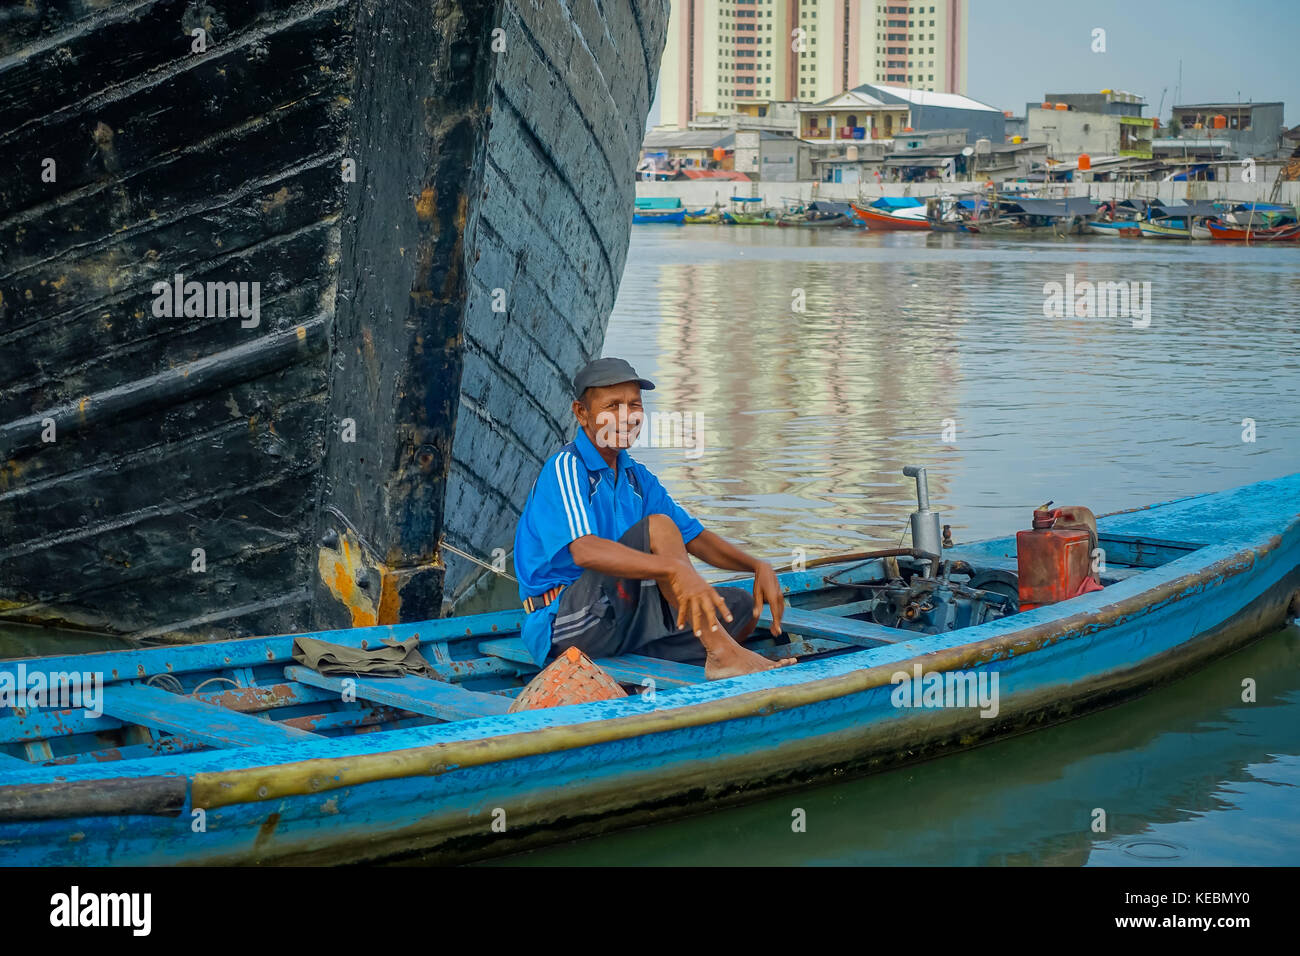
[806,90,890,110]
[1172,102,1283,110]
[856,83,1001,113]
[678,169,751,181]
[641,130,730,150]
[884,156,952,167]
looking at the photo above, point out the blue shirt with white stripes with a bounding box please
[513,427,704,665]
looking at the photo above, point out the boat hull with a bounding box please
[1138,220,1191,239]
[850,203,931,231]
[967,219,1085,237]
[2,474,1297,865]
[1206,221,1300,242]
[776,214,852,227]
[632,210,686,224]
[0,0,670,637]
[1086,221,1143,238]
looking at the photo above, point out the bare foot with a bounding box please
[704,642,797,680]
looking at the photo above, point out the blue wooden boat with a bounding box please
[632,197,686,224]
[2,470,1297,865]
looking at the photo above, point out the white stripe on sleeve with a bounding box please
[554,456,579,539]
[562,454,592,536]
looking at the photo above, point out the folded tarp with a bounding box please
[291,635,438,679]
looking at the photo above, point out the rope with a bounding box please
[440,541,517,582]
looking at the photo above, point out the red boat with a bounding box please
[1205,220,1300,242]
[849,201,932,231]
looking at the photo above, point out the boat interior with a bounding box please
[0,530,1205,772]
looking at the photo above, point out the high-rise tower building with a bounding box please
[658,1,967,128]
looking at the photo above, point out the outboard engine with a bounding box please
[827,466,1020,635]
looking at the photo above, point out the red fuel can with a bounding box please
[1016,504,1105,611]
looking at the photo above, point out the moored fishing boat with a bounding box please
[963,195,1094,237]
[1206,221,1300,242]
[1135,201,1224,240]
[723,196,773,225]
[0,1,671,638]
[776,201,854,227]
[684,205,726,224]
[633,197,686,224]
[925,193,982,232]
[1222,202,1298,230]
[3,469,1296,865]
[777,213,851,227]
[850,197,931,231]
[1138,217,1192,239]
[1086,220,1143,238]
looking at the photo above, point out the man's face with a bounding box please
[574,381,644,450]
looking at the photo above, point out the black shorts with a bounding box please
[547,516,756,664]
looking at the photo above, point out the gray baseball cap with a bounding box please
[572,357,655,398]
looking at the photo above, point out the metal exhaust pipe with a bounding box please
[902,465,943,561]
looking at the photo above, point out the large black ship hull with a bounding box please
[0,0,668,639]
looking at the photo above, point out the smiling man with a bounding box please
[514,357,792,680]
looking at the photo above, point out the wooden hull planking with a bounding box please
[0,0,671,638]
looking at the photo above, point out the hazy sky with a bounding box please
[967,0,1295,124]
[647,0,1297,128]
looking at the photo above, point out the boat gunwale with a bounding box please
[0,511,1289,814]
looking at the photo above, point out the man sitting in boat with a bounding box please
[514,357,793,680]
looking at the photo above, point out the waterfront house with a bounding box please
[855,82,1006,143]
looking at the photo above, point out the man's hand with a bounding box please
[666,559,733,638]
[751,561,785,636]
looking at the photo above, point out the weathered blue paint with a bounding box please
[0,473,1296,864]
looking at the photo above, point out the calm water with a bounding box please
[493,226,1300,866]
[604,227,1300,561]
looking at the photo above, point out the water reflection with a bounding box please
[0,622,129,660]
[608,228,1300,571]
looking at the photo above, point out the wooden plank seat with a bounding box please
[597,656,705,688]
[750,635,854,658]
[760,606,907,647]
[101,682,322,748]
[476,638,535,665]
[284,666,511,722]
[478,638,705,689]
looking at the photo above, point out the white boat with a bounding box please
[1086,220,1142,238]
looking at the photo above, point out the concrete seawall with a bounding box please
[636,180,1300,208]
